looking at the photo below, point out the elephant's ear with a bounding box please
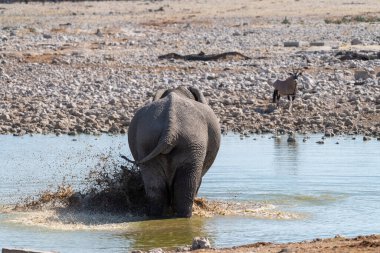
[188,87,207,104]
[153,89,166,101]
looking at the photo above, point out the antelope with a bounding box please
[272,69,302,112]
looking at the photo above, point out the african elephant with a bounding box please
[128,86,221,218]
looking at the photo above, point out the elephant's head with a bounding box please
[153,86,207,104]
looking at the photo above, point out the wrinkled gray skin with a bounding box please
[128,86,221,218]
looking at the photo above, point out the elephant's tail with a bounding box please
[137,137,174,165]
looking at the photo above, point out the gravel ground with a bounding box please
[0,0,379,137]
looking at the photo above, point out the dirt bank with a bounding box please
[189,234,380,253]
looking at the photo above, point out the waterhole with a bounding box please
[0,134,379,252]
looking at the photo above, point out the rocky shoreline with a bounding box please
[0,1,379,137]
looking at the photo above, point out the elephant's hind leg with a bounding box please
[140,162,170,218]
[172,162,203,218]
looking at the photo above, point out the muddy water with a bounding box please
[0,134,380,252]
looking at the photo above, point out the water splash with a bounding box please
[193,198,303,219]
[11,157,147,214]
[0,157,303,231]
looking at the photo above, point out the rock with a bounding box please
[363,136,371,141]
[42,33,52,39]
[324,131,334,137]
[148,248,163,253]
[109,123,120,133]
[191,237,211,250]
[351,38,363,45]
[222,98,232,105]
[354,70,372,81]
[316,140,324,144]
[283,41,308,47]
[175,246,191,252]
[344,119,354,126]
[96,29,103,37]
[13,130,27,136]
[231,108,243,117]
[278,248,296,253]
[310,41,325,46]
[300,75,315,89]
[0,113,11,121]
[287,133,296,143]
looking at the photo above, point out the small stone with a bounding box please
[344,119,353,126]
[278,248,296,253]
[310,41,325,46]
[287,133,296,143]
[223,99,232,105]
[0,113,11,121]
[283,41,308,47]
[363,136,371,141]
[354,70,372,81]
[148,248,163,253]
[96,29,103,37]
[175,246,191,252]
[109,98,117,105]
[42,33,52,39]
[192,237,211,250]
[351,38,363,45]
[316,140,324,144]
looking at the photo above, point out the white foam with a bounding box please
[2,208,140,231]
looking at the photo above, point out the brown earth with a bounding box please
[189,235,380,253]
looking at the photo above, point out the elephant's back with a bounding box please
[128,93,220,166]
[167,94,221,159]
